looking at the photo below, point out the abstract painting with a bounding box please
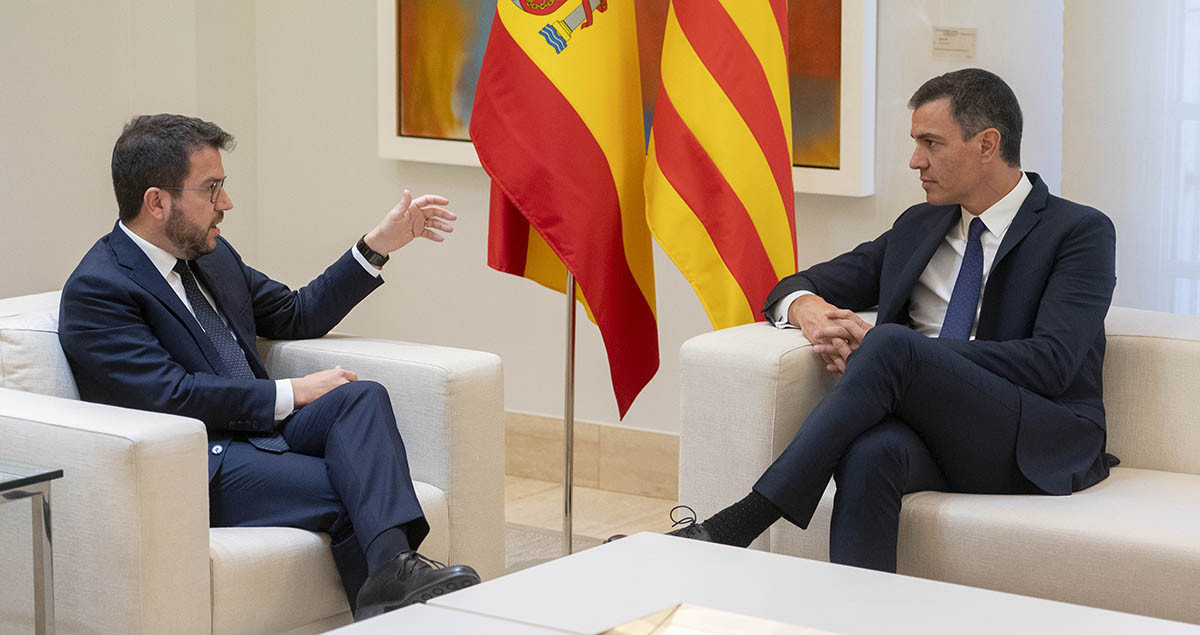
[379,0,874,195]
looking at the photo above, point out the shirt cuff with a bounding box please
[274,379,295,421]
[351,243,383,278]
[768,290,813,329]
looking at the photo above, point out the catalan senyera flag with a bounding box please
[470,1,658,418]
[645,0,797,329]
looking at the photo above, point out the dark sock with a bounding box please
[365,526,411,576]
[702,490,782,548]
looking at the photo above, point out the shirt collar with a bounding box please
[960,171,1032,240]
[118,221,180,280]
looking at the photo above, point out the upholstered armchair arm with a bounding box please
[256,335,505,579]
[677,314,876,551]
[0,387,211,634]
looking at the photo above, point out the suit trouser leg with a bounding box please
[210,380,427,607]
[279,380,429,552]
[210,441,371,606]
[830,418,947,572]
[754,324,1050,563]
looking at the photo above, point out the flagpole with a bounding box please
[563,272,576,555]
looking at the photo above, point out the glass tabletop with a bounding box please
[0,458,63,492]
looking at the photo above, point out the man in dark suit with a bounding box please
[59,114,478,619]
[663,69,1116,572]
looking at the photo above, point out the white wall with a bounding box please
[1062,0,1174,311]
[250,0,1064,434]
[0,0,1064,435]
[0,0,258,299]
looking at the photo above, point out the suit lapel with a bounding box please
[991,173,1048,271]
[978,173,1047,338]
[878,208,959,323]
[107,225,227,374]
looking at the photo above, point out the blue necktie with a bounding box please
[939,217,986,340]
[174,260,289,453]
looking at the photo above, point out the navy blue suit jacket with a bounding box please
[59,222,383,480]
[762,173,1117,494]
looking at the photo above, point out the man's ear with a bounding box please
[142,187,169,222]
[978,128,1002,163]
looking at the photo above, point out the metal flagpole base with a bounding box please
[563,272,576,556]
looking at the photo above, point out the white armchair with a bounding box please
[679,307,1200,624]
[0,291,505,634]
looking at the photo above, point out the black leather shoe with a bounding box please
[354,552,480,621]
[606,505,714,543]
[666,520,713,541]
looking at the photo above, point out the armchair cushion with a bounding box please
[0,291,78,399]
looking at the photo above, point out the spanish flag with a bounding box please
[471,1,658,418]
[645,0,797,329]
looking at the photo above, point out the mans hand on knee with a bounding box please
[291,365,358,408]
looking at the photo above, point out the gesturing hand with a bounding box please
[363,190,458,258]
[291,365,358,408]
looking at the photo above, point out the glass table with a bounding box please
[1,459,63,635]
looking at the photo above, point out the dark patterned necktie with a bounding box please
[939,217,986,340]
[174,260,289,452]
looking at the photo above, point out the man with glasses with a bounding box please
[58,114,477,620]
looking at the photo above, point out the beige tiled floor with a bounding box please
[505,475,680,540]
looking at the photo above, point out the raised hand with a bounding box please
[363,190,458,257]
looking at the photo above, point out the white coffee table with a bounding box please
[346,533,1200,634]
[327,603,564,633]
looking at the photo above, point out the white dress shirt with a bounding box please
[118,223,382,420]
[768,173,1033,338]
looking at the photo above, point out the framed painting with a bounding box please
[378,0,876,196]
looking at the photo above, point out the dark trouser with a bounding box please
[209,381,428,607]
[754,324,1076,572]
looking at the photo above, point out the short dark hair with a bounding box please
[111,114,235,223]
[908,68,1022,167]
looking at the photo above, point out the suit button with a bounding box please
[211,445,224,455]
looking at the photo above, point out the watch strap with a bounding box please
[356,235,389,267]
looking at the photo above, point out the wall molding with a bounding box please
[505,411,679,500]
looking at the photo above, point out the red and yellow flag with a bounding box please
[645,0,797,329]
[471,1,658,418]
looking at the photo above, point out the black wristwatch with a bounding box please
[356,235,389,267]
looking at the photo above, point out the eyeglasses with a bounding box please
[161,176,227,204]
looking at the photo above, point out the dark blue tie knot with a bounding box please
[967,217,986,242]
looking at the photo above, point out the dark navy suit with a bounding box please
[755,173,1116,571]
[59,223,428,603]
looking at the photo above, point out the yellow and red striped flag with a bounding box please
[645,0,797,329]
[470,1,658,418]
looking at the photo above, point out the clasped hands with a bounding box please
[788,295,873,376]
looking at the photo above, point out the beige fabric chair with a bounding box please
[679,306,1200,625]
[0,291,505,634]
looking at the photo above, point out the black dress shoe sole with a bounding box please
[356,570,482,620]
